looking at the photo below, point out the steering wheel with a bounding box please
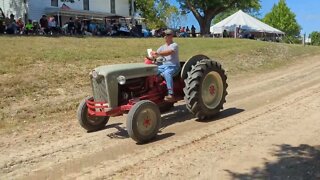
[155,56,166,63]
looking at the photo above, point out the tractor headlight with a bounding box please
[92,70,99,79]
[117,75,126,85]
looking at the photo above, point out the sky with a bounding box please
[169,0,320,35]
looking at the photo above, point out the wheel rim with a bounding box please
[136,108,157,136]
[201,71,224,109]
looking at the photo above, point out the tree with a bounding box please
[135,0,176,29]
[263,0,301,37]
[135,0,165,29]
[309,31,320,46]
[166,7,187,29]
[177,0,260,35]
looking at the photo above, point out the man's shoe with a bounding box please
[164,94,176,102]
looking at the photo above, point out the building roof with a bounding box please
[45,7,124,19]
[210,10,285,35]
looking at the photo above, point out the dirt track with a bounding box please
[1,56,320,179]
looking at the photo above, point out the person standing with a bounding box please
[191,25,196,37]
[151,29,180,102]
[186,26,190,37]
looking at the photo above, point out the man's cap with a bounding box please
[164,29,173,35]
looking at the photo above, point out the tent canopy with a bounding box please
[210,10,284,35]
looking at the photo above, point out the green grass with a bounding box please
[0,36,320,131]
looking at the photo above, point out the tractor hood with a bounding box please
[90,63,158,109]
[93,63,158,80]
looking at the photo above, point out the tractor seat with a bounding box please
[173,67,181,77]
[172,66,182,80]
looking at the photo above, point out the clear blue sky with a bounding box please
[169,0,320,35]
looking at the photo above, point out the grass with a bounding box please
[0,36,320,131]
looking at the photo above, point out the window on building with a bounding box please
[51,0,58,7]
[84,0,89,10]
[111,0,115,14]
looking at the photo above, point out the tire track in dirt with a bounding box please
[106,83,320,179]
[1,56,320,179]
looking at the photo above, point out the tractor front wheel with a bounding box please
[77,97,109,132]
[127,100,161,143]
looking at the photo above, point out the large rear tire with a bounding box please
[183,59,228,120]
[127,100,161,143]
[77,97,109,132]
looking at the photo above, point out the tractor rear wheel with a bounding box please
[183,59,228,120]
[127,100,161,143]
[77,97,109,132]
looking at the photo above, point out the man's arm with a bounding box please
[155,49,174,57]
[152,44,177,57]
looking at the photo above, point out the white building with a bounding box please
[0,0,135,25]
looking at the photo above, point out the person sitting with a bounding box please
[67,17,75,35]
[151,29,180,102]
[25,19,34,35]
[6,14,17,34]
[48,16,57,35]
[39,15,49,34]
[16,17,24,34]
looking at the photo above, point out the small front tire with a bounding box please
[127,100,161,143]
[77,97,109,132]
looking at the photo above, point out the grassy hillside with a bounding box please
[1,36,320,131]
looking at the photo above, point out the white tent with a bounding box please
[210,10,284,35]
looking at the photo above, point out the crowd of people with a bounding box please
[1,8,199,38]
[177,25,197,37]
[0,7,144,37]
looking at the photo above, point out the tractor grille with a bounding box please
[91,77,108,102]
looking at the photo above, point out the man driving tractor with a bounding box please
[151,29,180,102]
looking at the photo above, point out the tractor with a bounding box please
[77,54,228,143]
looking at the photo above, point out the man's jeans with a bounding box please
[158,64,179,95]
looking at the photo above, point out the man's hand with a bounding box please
[151,51,158,58]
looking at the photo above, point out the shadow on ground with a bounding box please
[196,107,245,123]
[105,104,244,141]
[225,144,320,179]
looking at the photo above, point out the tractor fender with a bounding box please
[181,54,210,80]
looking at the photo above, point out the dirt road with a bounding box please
[1,56,320,179]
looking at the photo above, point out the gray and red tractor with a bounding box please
[77,54,228,143]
